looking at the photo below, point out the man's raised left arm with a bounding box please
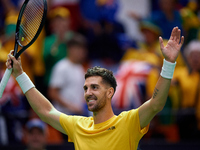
[138,27,184,128]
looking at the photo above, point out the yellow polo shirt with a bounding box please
[60,108,149,150]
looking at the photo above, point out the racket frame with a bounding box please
[14,0,47,59]
[0,0,47,98]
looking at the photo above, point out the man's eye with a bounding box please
[92,85,97,89]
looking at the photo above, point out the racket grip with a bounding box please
[0,68,12,98]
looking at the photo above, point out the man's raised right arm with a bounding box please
[6,50,66,134]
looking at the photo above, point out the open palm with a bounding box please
[159,27,184,63]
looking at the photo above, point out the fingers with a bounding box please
[8,54,16,62]
[9,50,14,55]
[159,36,164,50]
[170,27,178,40]
[6,60,12,69]
[6,50,18,69]
[170,27,183,44]
[175,28,184,44]
[176,29,181,43]
[180,36,184,46]
[6,55,13,69]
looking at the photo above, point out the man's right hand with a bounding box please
[6,50,24,78]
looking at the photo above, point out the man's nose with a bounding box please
[85,88,92,96]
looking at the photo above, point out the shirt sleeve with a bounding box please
[124,109,149,141]
[59,113,81,142]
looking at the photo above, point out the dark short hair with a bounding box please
[85,66,117,92]
[66,33,87,49]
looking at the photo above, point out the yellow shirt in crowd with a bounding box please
[173,67,200,108]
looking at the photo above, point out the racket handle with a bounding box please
[0,68,12,98]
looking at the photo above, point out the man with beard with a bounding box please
[5,27,184,150]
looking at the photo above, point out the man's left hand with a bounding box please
[159,27,184,63]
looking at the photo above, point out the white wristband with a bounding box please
[16,72,35,94]
[160,59,176,79]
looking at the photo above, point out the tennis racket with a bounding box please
[0,0,47,98]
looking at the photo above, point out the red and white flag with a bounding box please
[113,60,152,109]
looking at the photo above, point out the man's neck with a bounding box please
[93,106,115,124]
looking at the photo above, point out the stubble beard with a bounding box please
[88,94,107,112]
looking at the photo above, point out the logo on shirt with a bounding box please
[107,126,116,131]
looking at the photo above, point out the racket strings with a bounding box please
[19,0,45,46]
[21,2,43,41]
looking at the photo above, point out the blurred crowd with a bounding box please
[0,0,200,147]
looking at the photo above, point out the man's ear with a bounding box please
[107,87,114,99]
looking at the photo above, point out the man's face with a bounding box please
[84,76,109,112]
[26,127,46,150]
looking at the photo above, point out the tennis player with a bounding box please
[6,27,184,150]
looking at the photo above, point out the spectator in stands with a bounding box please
[79,0,125,72]
[24,119,47,150]
[173,40,200,140]
[121,20,166,102]
[180,0,200,44]
[43,7,74,93]
[48,0,82,31]
[151,0,183,39]
[121,19,164,68]
[48,33,88,116]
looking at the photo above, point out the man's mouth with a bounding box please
[86,95,97,102]
[88,100,95,102]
